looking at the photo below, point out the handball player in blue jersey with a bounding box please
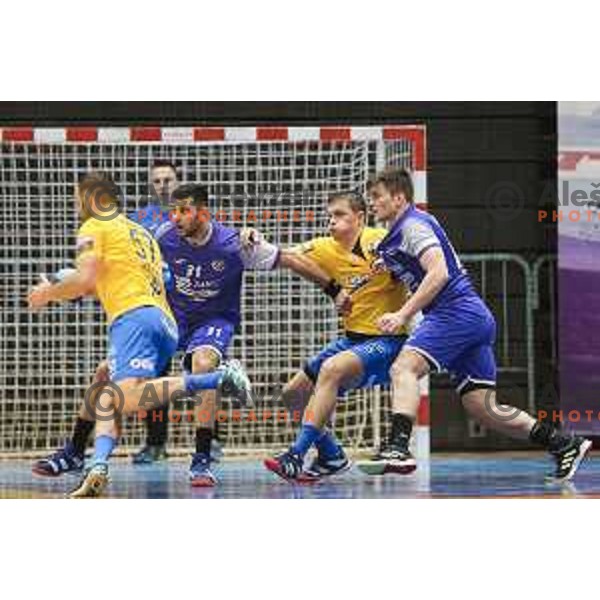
[357,168,591,483]
[158,184,333,485]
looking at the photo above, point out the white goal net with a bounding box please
[0,126,427,456]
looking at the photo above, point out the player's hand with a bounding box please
[371,258,387,274]
[27,280,54,310]
[335,289,353,316]
[240,228,262,249]
[377,311,407,334]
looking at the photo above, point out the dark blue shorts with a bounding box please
[108,306,179,383]
[179,318,236,371]
[405,296,497,393]
[304,334,407,394]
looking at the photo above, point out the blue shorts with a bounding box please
[405,296,497,394]
[179,318,236,371]
[108,306,179,383]
[304,334,407,394]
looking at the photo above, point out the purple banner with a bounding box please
[559,102,600,435]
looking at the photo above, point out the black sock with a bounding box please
[195,427,213,455]
[146,408,168,447]
[72,418,95,456]
[529,421,569,452]
[390,413,413,449]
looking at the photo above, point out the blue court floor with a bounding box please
[1,453,598,499]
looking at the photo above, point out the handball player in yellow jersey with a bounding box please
[263,192,411,482]
[27,172,250,497]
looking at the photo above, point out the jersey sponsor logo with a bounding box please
[174,277,222,301]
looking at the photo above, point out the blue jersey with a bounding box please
[377,205,477,312]
[155,221,279,338]
[156,221,244,332]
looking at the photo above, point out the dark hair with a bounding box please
[328,192,367,214]
[372,168,414,203]
[78,171,121,202]
[151,160,178,174]
[172,184,209,207]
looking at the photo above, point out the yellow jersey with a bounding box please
[76,214,173,324]
[294,227,410,336]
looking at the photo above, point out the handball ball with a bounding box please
[49,267,78,283]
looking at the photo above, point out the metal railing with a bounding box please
[461,254,536,415]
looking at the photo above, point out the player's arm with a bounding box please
[239,228,330,283]
[28,227,101,310]
[28,256,98,309]
[239,228,352,313]
[399,247,448,316]
[278,249,329,287]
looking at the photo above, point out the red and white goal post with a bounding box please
[0,125,429,460]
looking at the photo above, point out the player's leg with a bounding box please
[69,308,248,497]
[264,338,353,481]
[280,370,347,476]
[267,335,408,482]
[281,371,314,416]
[357,311,460,475]
[133,408,169,464]
[458,345,592,482]
[188,346,221,487]
[265,350,360,481]
[32,359,109,477]
[183,320,237,486]
[133,388,169,465]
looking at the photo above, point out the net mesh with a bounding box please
[0,134,421,456]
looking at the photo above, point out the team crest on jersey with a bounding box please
[211,260,225,272]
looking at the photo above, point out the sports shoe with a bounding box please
[131,444,167,465]
[547,436,592,483]
[189,452,218,487]
[32,441,84,477]
[298,451,352,483]
[264,450,304,482]
[356,444,417,476]
[68,462,110,498]
[218,359,253,407]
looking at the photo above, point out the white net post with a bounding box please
[0,125,428,458]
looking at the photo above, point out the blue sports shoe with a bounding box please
[32,441,84,477]
[189,453,218,487]
[264,450,304,482]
